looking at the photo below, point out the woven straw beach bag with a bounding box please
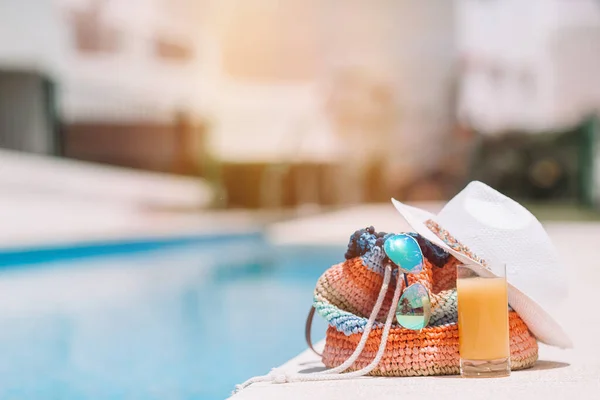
[308,229,538,376]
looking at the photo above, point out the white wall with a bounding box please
[57,0,209,123]
[321,0,456,171]
[0,0,457,166]
[209,0,456,165]
[0,0,209,123]
[456,0,600,134]
[0,0,68,76]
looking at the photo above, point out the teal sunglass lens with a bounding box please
[395,282,431,330]
[383,234,424,274]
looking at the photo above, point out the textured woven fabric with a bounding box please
[313,235,539,376]
[322,312,538,376]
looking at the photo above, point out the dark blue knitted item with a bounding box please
[345,227,450,268]
[406,232,450,268]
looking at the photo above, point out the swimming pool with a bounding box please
[0,237,342,399]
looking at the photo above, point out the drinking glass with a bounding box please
[457,263,510,378]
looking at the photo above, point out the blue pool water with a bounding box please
[0,238,342,399]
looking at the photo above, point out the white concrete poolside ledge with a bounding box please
[0,149,212,209]
[239,205,600,400]
[230,341,588,400]
[0,149,220,248]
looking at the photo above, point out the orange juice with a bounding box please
[457,277,509,360]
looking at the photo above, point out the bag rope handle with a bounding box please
[234,264,400,393]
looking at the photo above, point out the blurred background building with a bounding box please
[0,0,599,210]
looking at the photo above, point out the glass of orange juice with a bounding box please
[457,263,510,378]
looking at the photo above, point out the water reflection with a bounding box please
[0,244,337,399]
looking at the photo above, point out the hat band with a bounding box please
[424,219,487,266]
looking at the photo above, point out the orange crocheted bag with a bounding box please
[308,228,538,376]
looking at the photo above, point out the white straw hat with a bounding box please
[392,181,572,348]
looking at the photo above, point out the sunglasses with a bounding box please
[383,234,431,330]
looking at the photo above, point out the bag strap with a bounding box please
[234,265,399,393]
[305,305,322,356]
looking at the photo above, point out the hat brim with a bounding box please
[391,198,573,349]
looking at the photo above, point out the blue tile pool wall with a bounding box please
[0,232,264,269]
